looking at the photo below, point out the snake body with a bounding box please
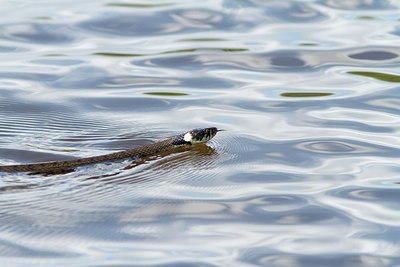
[0,127,219,173]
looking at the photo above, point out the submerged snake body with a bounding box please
[0,127,219,173]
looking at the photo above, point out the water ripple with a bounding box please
[1,0,400,265]
[80,8,253,37]
[0,23,75,44]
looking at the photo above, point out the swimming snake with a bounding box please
[0,127,220,173]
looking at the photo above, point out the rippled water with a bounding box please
[1,0,400,266]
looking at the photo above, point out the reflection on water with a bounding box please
[348,71,400,82]
[1,0,400,266]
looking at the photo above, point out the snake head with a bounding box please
[183,127,219,145]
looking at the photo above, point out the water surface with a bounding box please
[1,0,400,266]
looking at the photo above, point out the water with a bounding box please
[1,0,400,266]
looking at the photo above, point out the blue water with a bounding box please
[1,0,400,266]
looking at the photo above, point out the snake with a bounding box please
[0,127,220,174]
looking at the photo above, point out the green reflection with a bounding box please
[348,71,400,83]
[161,49,197,54]
[221,48,248,52]
[93,52,144,57]
[106,3,172,8]
[357,16,376,20]
[281,92,333,97]
[161,48,248,54]
[144,92,189,96]
[299,43,319,46]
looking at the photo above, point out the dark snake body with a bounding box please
[0,127,219,173]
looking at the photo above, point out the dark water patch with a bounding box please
[328,121,392,133]
[50,66,235,90]
[270,54,306,68]
[140,48,400,74]
[390,27,400,37]
[224,194,310,215]
[227,171,305,184]
[80,8,252,37]
[107,76,236,90]
[0,45,22,52]
[318,0,396,10]
[329,186,400,205]
[253,195,308,211]
[0,71,60,83]
[244,204,349,225]
[240,250,393,267]
[0,148,77,164]
[281,92,333,98]
[264,1,328,23]
[73,97,175,112]
[325,186,400,226]
[348,71,400,82]
[296,139,398,155]
[50,66,112,89]
[132,51,311,72]
[0,99,69,115]
[133,54,204,71]
[132,46,400,74]
[304,114,395,134]
[299,141,357,154]
[0,23,75,44]
[0,239,69,258]
[367,95,400,114]
[348,51,398,60]
[296,138,400,158]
